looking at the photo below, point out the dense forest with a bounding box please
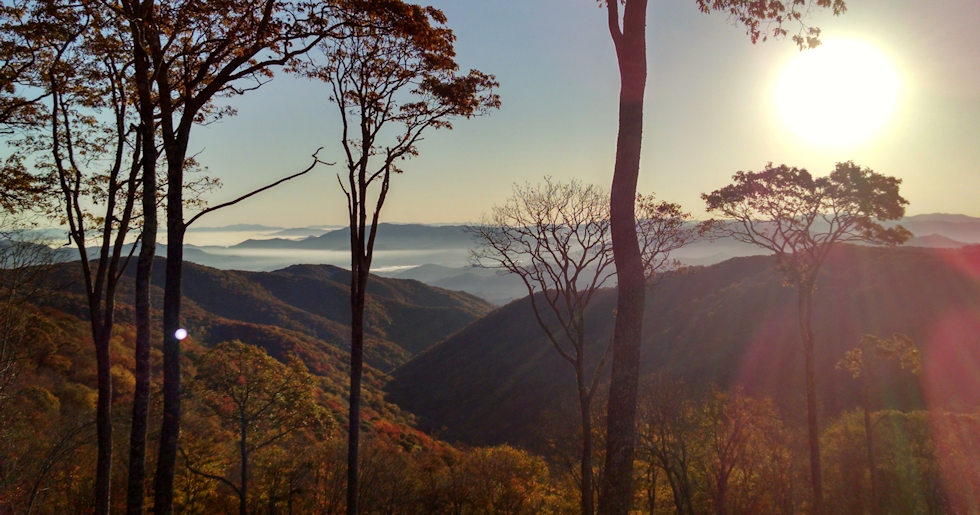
[2,244,980,512]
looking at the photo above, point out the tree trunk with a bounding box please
[127,233,153,514]
[240,418,248,515]
[862,382,878,515]
[664,469,683,514]
[94,326,112,515]
[799,284,823,514]
[126,19,157,511]
[716,472,728,515]
[579,385,594,515]
[154,160,185,515]
[600,1,648,513]
[645,462,657,514]
[678,466,695,515]
[347,264,368,514]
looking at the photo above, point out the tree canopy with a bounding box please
[703,161,911,283]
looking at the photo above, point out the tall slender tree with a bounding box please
[106,3,345,510]
[308,8,498,511]
[597,2,847,511]
[8,6,145,511]
[703,161,910,512]
[118,2,159,512]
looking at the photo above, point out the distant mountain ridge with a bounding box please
[904,234,969,248]
[232,223,473,250]
[187,223,283,232]
[903,213,980,224]
[11,213,980,304]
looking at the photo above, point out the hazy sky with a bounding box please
[189,0,980,228]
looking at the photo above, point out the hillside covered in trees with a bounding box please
[0,259,525,512]
[387,244,980,447]
[5,244,980,512]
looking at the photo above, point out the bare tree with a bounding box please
[308,8,499,512]
[470,177,695,514]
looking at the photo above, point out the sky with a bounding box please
[188,0,980,228]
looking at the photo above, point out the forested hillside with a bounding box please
[34,258,491,373]
[387,244,980,448]
[0,258,504,511]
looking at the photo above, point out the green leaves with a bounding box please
[836,333,920,380]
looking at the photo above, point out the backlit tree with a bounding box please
[703,161,910,511]
[596,2,846,511]
[307,8,499,512]
[836,333,919,513]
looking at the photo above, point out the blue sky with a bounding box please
[189,0,980,228]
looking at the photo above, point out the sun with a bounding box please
[774,38,900,147]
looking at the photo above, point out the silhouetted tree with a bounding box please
[597,2,846,510]
[471,177,694,514]
[307,8,498,512]
[107,3,342,510]
[836,333,919,514]
[117,3,159,511]
[703,161,910,511]
[5,6,145,510]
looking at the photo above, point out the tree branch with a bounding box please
[185,148,327,228]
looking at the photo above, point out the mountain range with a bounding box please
[11,214,980,307]
[10,235,980,464]
[231,223,473,251]
[188,214,980,304]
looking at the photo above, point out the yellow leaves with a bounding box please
[837,332,920,381]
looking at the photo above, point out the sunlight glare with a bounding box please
[775,38,900,147]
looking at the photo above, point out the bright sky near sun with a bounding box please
[189,0,980,228]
